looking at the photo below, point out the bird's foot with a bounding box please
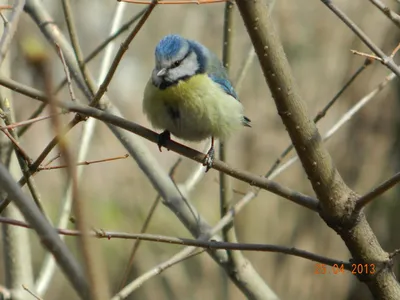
[203,146,214,172]
[158,130,171,152]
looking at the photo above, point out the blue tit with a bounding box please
[143,34,251,171]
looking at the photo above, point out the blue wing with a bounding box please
[189,40,251,127]
[208,74,251,127]
[188,40,238,99]
[208,75,238,99]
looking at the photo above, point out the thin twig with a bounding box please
[44,153,61,166]
[55,44,76,101]
[61,0,92,97]
[38,154,129,170]
[266,60,371,179]
[0,0,25,67]
[391,42,400,58]
[368,0,400,28]
[44,49,105,300]
[0,113,62,131]
[118,157,182,289]
[269,72,396,181]
[0,164,90,299]
[176,142,210,198]
[233,47,255,94]
[322,0,400,78]
[232,0,276,94]
[112,248,206,300]
[90,1,158,107]
[0,128,32,163]
[22,285,43,300]
[351,49,383,62]
[356,171,400,209]
[36,2,131,296]
[0,101,46,215]
[0,216,350,268]
[17,103,48,136]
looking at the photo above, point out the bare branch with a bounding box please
[118,158,182,289]
[90,1,158,107]
[38,154,129,171]
[369,0,400,28]
[321,0,400,78]
[112,248,206,300]
[22,285,42,300]
[0,216,351,268]
[0,0,25,67]
[356,171,400,209]
[0,163,90,299]
[28,95,321,209]
[235,0,400,298]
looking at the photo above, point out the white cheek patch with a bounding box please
[168,51,199,82]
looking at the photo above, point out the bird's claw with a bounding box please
[158,130,171,152]
[203,147,214,172]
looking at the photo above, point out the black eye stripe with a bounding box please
[171,50,192,69]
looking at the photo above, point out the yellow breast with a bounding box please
[143,74,244,141]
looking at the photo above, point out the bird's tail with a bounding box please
[243,116,251,127]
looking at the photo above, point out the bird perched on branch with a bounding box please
[143,34,251,171]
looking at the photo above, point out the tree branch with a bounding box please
[234,0,400,298]
[0,163,90,299]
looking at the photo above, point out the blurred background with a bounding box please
[1,0,400,299]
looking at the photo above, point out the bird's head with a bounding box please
[151,34,206,89]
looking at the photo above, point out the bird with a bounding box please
[143,34,251,172]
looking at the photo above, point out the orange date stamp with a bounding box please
[314,263,376,275]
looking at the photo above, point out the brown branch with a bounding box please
[90,1,158,107]
[368,0,400,29]
[0,102,46,215]
[112,248,206,300]
[44,99,320,211]
[321,0,400,78]
[235,0,400,298]
[118,157,182,289]
[0,113,62,131]
[0,0,25,67]
[266,58,371,179]
[55,44,76,101]
[0,128,31,164]
[38,154,129,170]
[391,42,400,58]
[0,216,351,269]
[22,285,42,300]
[0,76,319,211]
[61,0,92,98]
[0,164,90,299]
[356,172,400,210]
[351,49,383,62]
[48,39,107,300]
[43,153,61,166]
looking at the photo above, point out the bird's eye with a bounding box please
[172,60,182,68]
